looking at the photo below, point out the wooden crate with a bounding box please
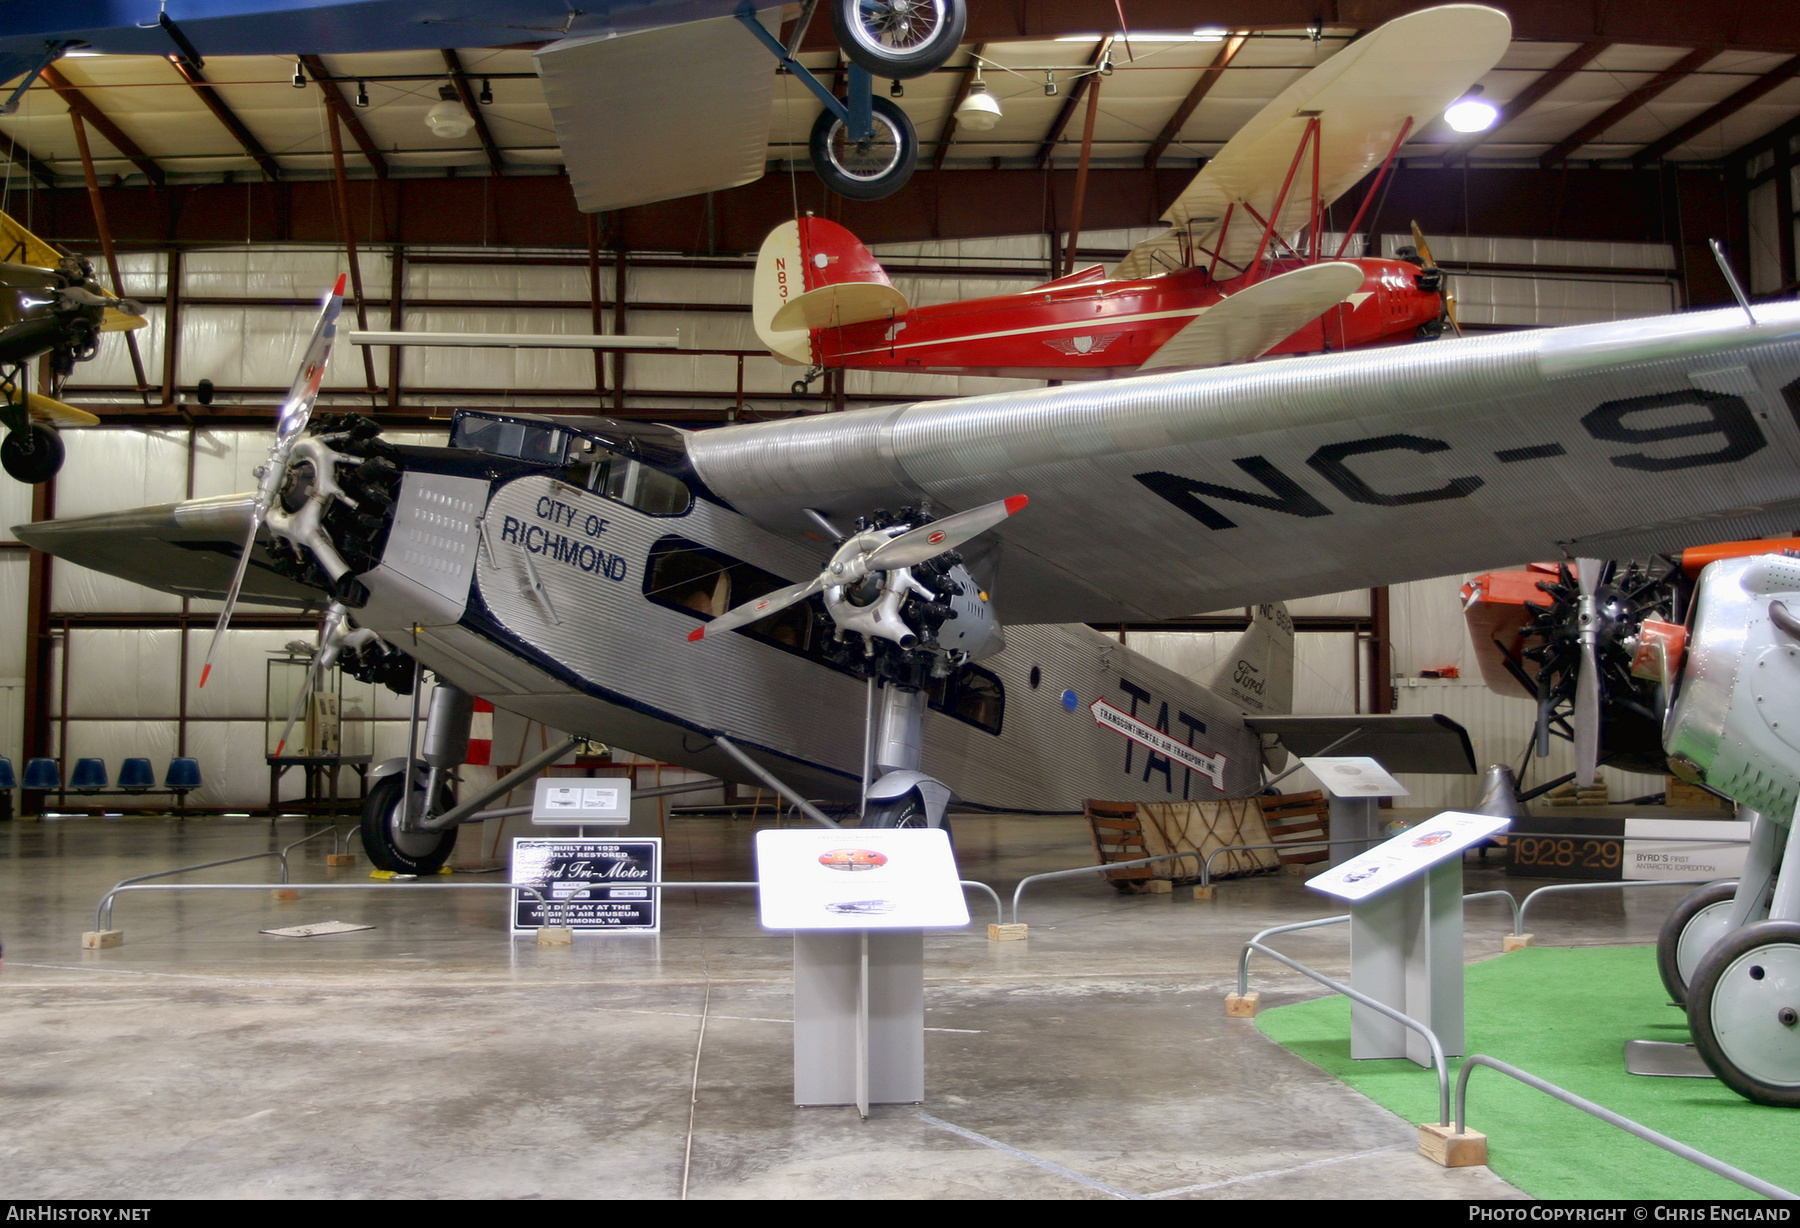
[1260,791,1331,865]
[1667,777,1732,810]
[1085,796,1283,887]
[1085,799,1155,886]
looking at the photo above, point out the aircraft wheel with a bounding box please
[360,772,456,875]
[831,0,965,79]
[1,423,64,484]
[1658,880,1743,1005]
[1688,921,1800,1106]
[791,380,811,395]
[865,788,952,845]
[809,96,917,202]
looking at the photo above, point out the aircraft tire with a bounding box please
[809,97,917,202]
[865,788,952,846]
[831,0,965,79]
[360,773,457,875]
[1,423,64,484]
[1656,879,1742,1006]
[1687,920,1800,1106]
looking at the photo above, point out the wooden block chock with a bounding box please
[988,923,1028,942]
[1418,1122,1488,1168]
[271,887,299,901]
[1502,933,1534,952]
[536,926,574,946]
[1193,884,1215,900]
[326,853,356,867]
[1225,991,1260,1017]
[81,930,123,949]
[1145,878,1173,895]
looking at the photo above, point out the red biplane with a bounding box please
[753,4,1511,384]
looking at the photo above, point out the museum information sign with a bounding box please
[755,828,968,930]
[510,837,661,932]
[1309,810,1510,903]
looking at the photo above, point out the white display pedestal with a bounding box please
[793,930,924,1111]
[1300,756,1409,868]
[756,828,968,1117]
[1310,810,1511,1069]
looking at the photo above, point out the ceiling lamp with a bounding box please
[425,85,474,139]
[1444,85,1499,133]
[956,78,1002,132]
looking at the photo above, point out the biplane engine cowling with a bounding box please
[1664,554,1800,820]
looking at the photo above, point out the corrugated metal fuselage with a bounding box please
[350,463,1261,813]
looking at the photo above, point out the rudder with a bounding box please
[1208,602,1295,716]
[752,216,908,363]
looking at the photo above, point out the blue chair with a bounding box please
[22,758,59,790]
[165,758,202,794]
[0,757,16,790]
[118,758,155,793]
[70,758,108,793]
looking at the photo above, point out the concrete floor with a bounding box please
[0,807,1696,1200]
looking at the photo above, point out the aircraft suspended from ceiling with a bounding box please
[0,208,146,483]
[754,5,1510,385]
[0,0,968,207]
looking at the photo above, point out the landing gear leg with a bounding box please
[792,366,825,396]
[362,682,474,873]
[862,680,953,840]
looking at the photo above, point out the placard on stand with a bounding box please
[757,828,968,1117]
[1309,811,1510,1067]
[1299,755,1409,866]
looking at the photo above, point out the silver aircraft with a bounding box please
[18,289,1800,883]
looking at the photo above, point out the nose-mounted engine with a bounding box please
[262,413,405,608]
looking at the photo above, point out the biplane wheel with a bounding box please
[1,423,64,484]
[360,772,456,875]
[831,0,965,79]
[1687,920,1800,1106]
[809,96,917,202]
[1657,879,1743,1006]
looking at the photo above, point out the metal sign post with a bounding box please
[1309,811,1511,1067]
[1301,755,1410,866]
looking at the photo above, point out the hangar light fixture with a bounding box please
[955,78,1002,131]
[1444,85,1498,133]
[425,84,475,138]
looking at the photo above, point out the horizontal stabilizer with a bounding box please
[770,281,909,332]
[1138,261,1365,371]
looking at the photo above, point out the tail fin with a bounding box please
[1208,602,1295,716]
[752,216,908,364]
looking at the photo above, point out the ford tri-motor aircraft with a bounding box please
[24,280,1800,1107]
[757,5,1511,387]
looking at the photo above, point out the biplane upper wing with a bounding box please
[1113,5,1512,281]
[688,303,1800,624]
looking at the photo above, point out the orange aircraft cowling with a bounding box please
[1461,563,1563,700]
[752,216,1448,381]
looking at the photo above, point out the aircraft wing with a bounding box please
[537,9,782,214]
[688,303,1800,625]
[13,493,324,609]
[1113,5,1511,280]
[1137,262,1365,372]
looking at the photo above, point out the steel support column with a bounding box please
[326,110,380,399]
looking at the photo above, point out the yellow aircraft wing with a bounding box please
[0,207,143,327]
[1113,5,1512,280]
[2,382,100,426]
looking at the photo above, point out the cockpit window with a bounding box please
[451,417,566,464]
[564,438,692,516]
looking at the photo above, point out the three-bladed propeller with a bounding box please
[198,275,347,687]
[688,494,1027,642]
[1410,220,1462,338]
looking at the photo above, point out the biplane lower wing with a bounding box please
[688,303,1800,623]
[1137,261,1365,372]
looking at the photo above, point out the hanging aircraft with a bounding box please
[0,209,146,483]
[0,0,966,207]
[757,5,1509,387]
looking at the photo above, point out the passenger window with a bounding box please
[928,666,1005,736]
[646,538,812,651]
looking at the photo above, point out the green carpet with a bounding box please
[1256,945,1797,1200]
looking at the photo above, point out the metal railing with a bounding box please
[97,850,291,927]
[1244,932,1452,1126]
[1517,877,1728,936]
[1457,1055,1796,1200]
[1010,851,1203,923]
[1199,838,1374,886]
[961,880,1003,927]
